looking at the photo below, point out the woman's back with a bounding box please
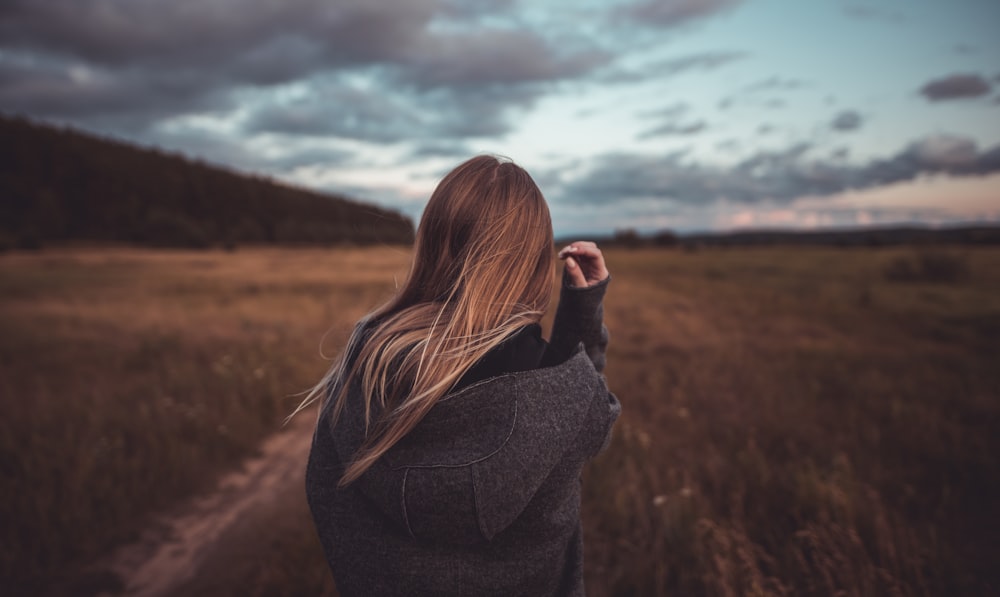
[307,349,616,594]
[302,156,619,595]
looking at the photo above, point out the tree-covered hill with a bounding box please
[0,114,414,249]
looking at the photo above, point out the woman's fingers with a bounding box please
[559,241,610,287]
[563,256,588,288]
[557,241,597,258]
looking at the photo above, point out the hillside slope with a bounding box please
[0,115,414,248]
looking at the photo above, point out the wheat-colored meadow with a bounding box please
[1,246,997,596]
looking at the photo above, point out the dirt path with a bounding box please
[98,416,315,597]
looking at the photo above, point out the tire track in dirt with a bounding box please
[98,416,315,597]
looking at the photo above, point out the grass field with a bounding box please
[1,246,998,595]
[0,247,410,594]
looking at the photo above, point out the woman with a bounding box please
[303,155,620,596]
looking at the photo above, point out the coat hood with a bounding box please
[323,345,614,544]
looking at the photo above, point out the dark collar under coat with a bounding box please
[454,323,547,390]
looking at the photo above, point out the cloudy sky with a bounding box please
[2,0,998,235]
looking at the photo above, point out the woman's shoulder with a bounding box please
[389,347,606,465]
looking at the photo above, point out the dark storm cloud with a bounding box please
[408,141,473,159]
[438,0,517,19]
[243,76,544,142]
[243,81,423,142]
[428,85,544,137]
[637,102,689,119]
[557,144,818,207]
[0,0,433,128]
[0,0,436,72]
[557,134,1000,206]
[638,120,706,139]
[831,110,863,132]
[0,53,234,126]
[619,0,741,27]
[0,0,607,138]
[238,22,607,143]
[398,29,609,89]
[604,51,745,84]
[636,99,707,140]
[266,147,357,171]
[647,51,746,76]
[919,74,992,101]
[744,76,807,92]
[122,125,358,175]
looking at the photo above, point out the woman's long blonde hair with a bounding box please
[294,155,554,486]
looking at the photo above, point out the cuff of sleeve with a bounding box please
[561,272,611,295]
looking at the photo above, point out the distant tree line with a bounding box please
[559,225,1000,250]
[0,114,414,250]
[679,226,1000,248]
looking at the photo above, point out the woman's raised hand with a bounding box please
[558,241,609,289]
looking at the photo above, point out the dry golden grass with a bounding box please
[2,246,998,596]
[0,247,410,593]
[584,247,999,596]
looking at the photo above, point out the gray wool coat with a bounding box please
[305,276,620,596]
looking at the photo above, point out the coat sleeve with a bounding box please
[543,274,610,371]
